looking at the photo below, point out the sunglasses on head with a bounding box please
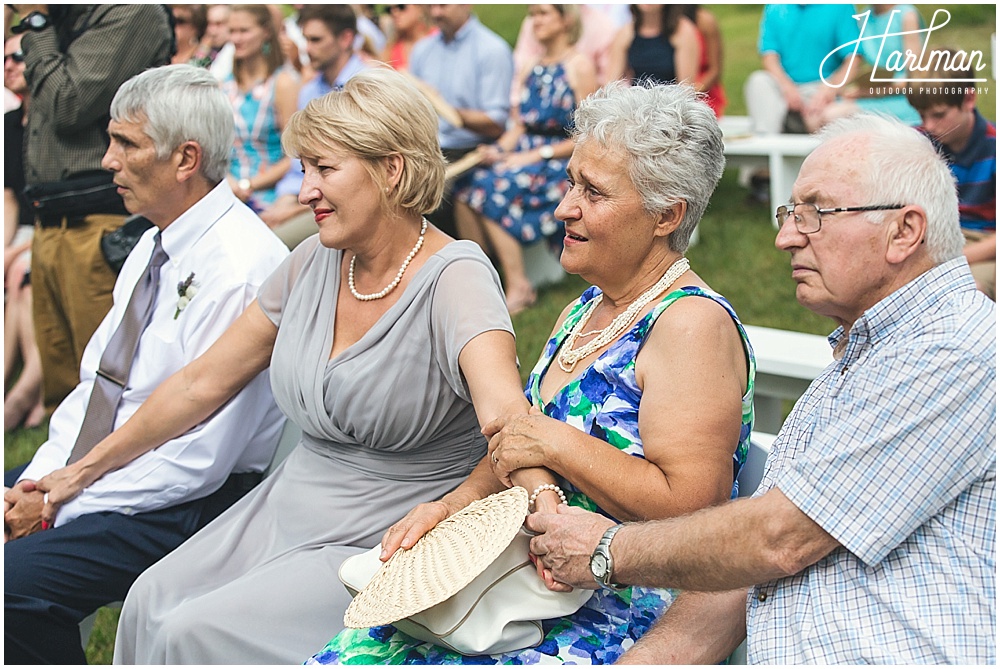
[5,49,24,64]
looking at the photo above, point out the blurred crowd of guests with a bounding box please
[3,3,995,430]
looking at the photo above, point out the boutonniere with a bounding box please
[174,272,199,319]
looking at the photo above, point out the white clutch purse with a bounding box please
[338,488,593,656]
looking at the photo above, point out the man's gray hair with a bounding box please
[110,64,233,184]
[572,81,724,253]
[817,114,965,264]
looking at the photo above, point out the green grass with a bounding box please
[6,4,995,664]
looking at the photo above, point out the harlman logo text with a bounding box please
[820,9,989,97]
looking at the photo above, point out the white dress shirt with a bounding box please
[19,181,289,527]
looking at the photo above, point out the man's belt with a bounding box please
[226,471,265,492]
[36,213,91,228]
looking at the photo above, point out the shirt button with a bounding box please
[757,589,768,602]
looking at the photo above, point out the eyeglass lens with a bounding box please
[5,50,25,63]
[776,204,820,233]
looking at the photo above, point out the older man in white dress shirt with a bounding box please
[3,64,289,665]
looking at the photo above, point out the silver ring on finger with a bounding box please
[491,450,499,465]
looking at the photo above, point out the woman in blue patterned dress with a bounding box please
[310,82,756,665]
[222,5,299,212]
[456,5,597,315]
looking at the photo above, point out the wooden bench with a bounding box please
[743,325,831,434]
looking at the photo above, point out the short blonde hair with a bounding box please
[282,67,445,215]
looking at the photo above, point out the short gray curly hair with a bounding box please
[572,81,724,252]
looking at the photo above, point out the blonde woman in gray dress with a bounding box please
[33,67,559,664]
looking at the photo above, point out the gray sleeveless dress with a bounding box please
[114,238,512,664]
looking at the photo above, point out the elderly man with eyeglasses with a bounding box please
[526,114,996,665]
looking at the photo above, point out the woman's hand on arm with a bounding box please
[484,407,576,487]
[35,301,278,525]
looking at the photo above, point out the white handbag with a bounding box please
[339,528,593,656]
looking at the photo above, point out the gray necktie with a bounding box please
[68,234,169,465]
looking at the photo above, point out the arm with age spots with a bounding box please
[526,487,839,592]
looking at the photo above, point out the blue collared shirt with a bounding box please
[409,16,513,150]
[747,257,996,664]
[274,54,368,199]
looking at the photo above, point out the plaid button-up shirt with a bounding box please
[747,258,996,664]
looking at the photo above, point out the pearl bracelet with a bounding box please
[528,483,567,509]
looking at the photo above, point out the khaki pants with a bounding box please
[963,229,996,301]
[271,210,318,250]
[743,70,823,135]
[32,214,122,411]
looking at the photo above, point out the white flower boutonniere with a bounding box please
[174,272,199,320]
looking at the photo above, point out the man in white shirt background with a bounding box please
[3,64,289,665]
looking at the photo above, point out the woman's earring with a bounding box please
[262,42,271,56]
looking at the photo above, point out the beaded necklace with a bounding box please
[557,257,690,372]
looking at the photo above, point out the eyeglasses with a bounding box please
[775,203,905,234]
[4,50,24,64]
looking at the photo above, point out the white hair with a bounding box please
[110,64,234,184]
[572,81,724,253]
[817,114,965,264]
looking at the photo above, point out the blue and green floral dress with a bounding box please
[457,61,576,245]
[309,285,755,665]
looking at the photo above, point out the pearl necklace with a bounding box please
[349,217,428,301]
[557,257,690,372]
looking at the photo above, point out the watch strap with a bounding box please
[594,524,626,590]
[14,11,50,34]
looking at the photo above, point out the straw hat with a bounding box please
[344,486,529,628]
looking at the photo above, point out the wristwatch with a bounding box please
[538,145,555,160]
[590,524,626,590]
[14,11,50,33]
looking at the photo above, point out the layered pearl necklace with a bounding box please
[557,257,690,372]
[349,217,428,301]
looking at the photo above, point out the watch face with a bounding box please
[590,552,609,579]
